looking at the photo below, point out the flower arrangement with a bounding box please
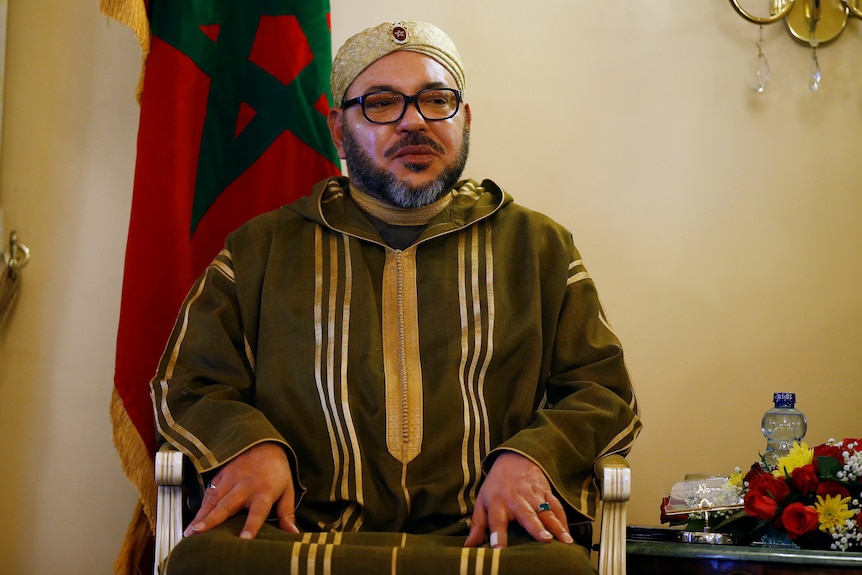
[661,438,862,552]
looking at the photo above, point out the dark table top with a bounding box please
[626,526,862,570]
[627,538,862,567]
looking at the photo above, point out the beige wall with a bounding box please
[0,1,859,573]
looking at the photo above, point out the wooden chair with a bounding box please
[154,446,631,575]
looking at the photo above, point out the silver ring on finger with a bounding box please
[536,501,551,514]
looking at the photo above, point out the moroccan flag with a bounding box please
[102,0,340,573]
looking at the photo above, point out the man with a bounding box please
[152,20,641,575]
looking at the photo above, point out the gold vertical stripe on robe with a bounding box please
[456,223,495,513]
[314,227,343,501]
[314,228,366,531]
[382,248,423,465]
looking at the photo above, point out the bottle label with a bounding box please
[773,392,795,407]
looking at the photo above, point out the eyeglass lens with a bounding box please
[362,89,460,123]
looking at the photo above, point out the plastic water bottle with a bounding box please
[761,392,807,469]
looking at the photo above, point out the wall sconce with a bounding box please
[728,0,862,92]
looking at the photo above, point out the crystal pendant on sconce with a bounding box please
[749,52,771,93]
[748,25,769,93]
[808,37,821,93]
[809,56,821,92]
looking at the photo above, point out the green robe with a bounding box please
[152,176,642,574]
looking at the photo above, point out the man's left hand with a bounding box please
[465,451,575,548]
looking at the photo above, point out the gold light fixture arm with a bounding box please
[730,0,850,46]
[730,0,859,91]
[728,0,796,25]
[808,0,822,34]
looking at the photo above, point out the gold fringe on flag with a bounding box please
[100,3,156,572]
[110,388,157,575]
[114,503,154,575]
[100,0,150,101]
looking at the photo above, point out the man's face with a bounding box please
[329,51,472,208]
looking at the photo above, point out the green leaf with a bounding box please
[714,509,750,530]
[817,456,842,479]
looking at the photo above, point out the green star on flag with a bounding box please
[149,1,340,231]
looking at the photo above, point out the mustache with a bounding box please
[384,134,445,158]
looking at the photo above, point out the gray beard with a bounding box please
[342,124,470,209]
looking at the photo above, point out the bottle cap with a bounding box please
[773,392,796,408]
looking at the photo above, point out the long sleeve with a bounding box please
[150,222,290,475]
[489,246,642,521]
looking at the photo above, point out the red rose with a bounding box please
[814,443,843,460]
[749,472,791,503]
[744,472,791,521]
[777,502,820,540]
[817,481,850,500]
[744,462,768,485]
[744,490,779,520]
[790,464,819,495]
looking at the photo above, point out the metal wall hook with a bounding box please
[6,231,31,276]
[1,230,29,331]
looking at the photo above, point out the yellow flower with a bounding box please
[772,442,814,478]
[726,468,744,489]
[815,494,855,533]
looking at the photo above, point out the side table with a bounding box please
[627,535,862,575]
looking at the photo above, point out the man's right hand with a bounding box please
[183,441,298,540]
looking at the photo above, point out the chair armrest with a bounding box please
[154,444,185,575]
[596,454,631,502]
[595,454,630,575]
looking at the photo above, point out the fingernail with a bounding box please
[489,532,499,548]
[540,529,553,540]
[239,530,253,540]
[561,531,574,544]
[185,522,205,537]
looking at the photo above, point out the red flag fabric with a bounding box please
[103,1,340,572]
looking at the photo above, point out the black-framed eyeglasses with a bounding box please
[341,88,462,125]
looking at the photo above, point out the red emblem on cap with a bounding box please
[390,24,408,44]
